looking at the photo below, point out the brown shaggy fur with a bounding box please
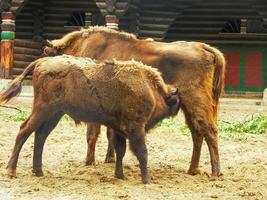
[0,55,180,184]
[43,26,226,177]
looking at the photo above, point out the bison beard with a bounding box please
[0,55,180,184]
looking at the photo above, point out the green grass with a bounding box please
[0,110,29,122]
[159,115,267,141]
[0,109,73,123]
[218,115,267,135]
[1,108,266,142]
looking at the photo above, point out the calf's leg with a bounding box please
[112,131,126,179]
[128,128,150,184]
[32,112,63,176]
[85,122,100,165]
[104,127,115,163]
[7,110,46,177]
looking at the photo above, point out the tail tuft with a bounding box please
[0,77,23,104]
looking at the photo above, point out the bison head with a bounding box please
[165,87,180,116]
[42,40,62,57]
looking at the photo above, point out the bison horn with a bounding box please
[171,88,179,96]
[43,40,53,47]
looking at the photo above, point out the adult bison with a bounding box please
[0,55,180,184]
[43,26,226,177]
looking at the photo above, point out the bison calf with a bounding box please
[0,55,180,184]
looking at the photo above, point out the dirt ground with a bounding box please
[0,99,266,200]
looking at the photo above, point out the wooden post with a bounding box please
[85,12,92,27]
[105,0,119,30]
[0,12,15,79]
[105,14,119,30]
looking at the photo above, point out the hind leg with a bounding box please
[181,92,221,177]
[32,112,63,176]
[85,122,101,165]
[104,127,115,163]
[185,117,204,175]
[112,131,126,179]
[7,110,46,177]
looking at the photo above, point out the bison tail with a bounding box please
[0,59,39,104]
[203,44,226,115]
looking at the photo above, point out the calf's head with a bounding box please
[146,87,180,131]
[165,87,180,116]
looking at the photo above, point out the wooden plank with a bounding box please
[14,46,41,56]
[13,60,31,69]
[14,53,38,62]
[14,39,42,48]
[0,41,14,79]
[13,67,32,76]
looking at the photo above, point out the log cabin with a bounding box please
[1,0,267,94]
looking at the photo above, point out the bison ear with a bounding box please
[42,40,53,47]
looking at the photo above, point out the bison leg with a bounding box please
[104,127,115,163]
[32,112,63,176]
[185,118,204,175]
[128,128,150,184]
[204,127,221,177]
[112,132,126,179]
[181,93,221,177]
[7,111,45,177]
[85,122,101,165]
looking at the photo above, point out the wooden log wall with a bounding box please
[15,0,43,39]
[137,0,200,41]
[12,0,103,77]
[95,0,130,17]
[13,39,41,77]
[119,0,140,33]
[43,0,101,39]
[164,0,267,44]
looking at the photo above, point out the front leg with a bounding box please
[105,127,115,163]
[86,122,101,165]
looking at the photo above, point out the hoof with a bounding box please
[142,176,151,184]
[211,171,223,177]
[187,168,204,175]
[33,169,44,177]
[115,173,125,180]
[85,159,95,166]
[7,168,17,178]
[104,156,115,163]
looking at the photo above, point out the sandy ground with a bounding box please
[0,99,266,200]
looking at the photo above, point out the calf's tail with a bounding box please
[0,59,42,104]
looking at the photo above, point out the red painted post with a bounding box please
[105,0,119,30]
[0,12,15,79]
